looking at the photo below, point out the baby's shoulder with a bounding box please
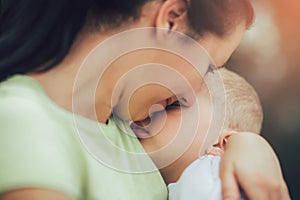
[168,156,222,200]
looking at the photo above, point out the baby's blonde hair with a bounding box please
[199,68,263,154]
[220,68,263,134]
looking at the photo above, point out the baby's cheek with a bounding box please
[140,129,175,153]
[139,138,152,152]
[139,136,162,153]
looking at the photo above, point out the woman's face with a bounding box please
[127,25,246,172]
[112,24,246,122]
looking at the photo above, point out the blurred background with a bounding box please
[228,0,300,198]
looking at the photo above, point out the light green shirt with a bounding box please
[0,75,168,200]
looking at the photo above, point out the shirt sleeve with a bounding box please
[0,97,83,199]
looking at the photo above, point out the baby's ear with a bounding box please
[206,145,224,156]
[218,131,239,150]
[206,131,239,156]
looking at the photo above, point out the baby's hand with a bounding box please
[220,132,290,200]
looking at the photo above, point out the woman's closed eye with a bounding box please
[166,100,186,110]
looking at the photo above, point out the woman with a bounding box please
[0,0,289,199]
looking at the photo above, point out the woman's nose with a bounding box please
[132,117,151,128]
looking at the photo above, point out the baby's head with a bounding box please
[201,68,263,154]
[220,68,263,133]
[131,68,263,183]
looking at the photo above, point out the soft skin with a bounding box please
[1,0,289,199]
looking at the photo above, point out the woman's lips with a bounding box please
[130,122,150,139]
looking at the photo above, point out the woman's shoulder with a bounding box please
[0,75,69,128]
[0,76,85,199]
[0,75,83,161]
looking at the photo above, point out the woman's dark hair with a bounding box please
[0,0,147,81]
[0,0,254,82]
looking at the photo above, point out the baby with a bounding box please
[130,68,263,200]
